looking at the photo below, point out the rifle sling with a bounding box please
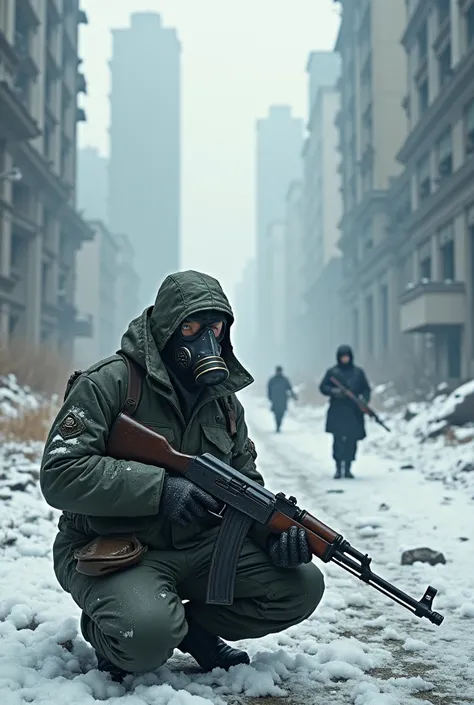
[206,507,254,605]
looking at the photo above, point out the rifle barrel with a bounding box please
[331,543,443,626]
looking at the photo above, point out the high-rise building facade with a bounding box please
[108,12,181,308]
[233,258,257,374]
[265,220,287,367]
[255,106,303,375]
[114,231,140,342]
[74,220,117,368]
[335,0,407,380]
[77,146,108,221]
[284,180,305,375]
[297,52,343,379]
[0,0,92,357]
[393,0,474,382]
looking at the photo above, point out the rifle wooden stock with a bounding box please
[108,412,192,473]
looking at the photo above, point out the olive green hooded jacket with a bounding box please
[40,270,263,551]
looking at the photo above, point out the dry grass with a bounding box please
[0,341,73,396]
[0,403,58,443]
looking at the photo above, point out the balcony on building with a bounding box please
[78,10,89,25]
[76,107,86,122]
[400,280,466,334]
[0,76,40,140]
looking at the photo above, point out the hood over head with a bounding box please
[336,344,354,365]
[120,270,253,395]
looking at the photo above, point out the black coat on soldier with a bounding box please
[319,345,371,441]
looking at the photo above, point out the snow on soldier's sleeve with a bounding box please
[40,361,166,518]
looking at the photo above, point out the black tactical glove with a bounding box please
[267,526,312,568]
[161,474,222,527]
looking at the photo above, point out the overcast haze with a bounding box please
[78,0,340,301]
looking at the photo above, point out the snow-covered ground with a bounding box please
[1,392,473,704]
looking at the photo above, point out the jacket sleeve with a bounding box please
[231,395,264,486]
[319,369,334,396]
[360,369,371,403]
[40,362,164,517]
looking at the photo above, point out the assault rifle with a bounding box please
[106,413,443,626]
[329,376,391,433]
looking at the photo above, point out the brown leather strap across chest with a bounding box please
[118,353,143,417]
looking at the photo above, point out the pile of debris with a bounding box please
[405,379,474,443]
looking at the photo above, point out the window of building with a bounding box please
[418,80,429,114]
[13,71,29,108]
[420,256,432,280]
[417,153,431,201]
[466,4,474,48]
[436,127,453,177]
[417,23,428,61]
[439,223,455,280]
[380,284,389,349]
[362,163,373,193]
[365,295,374,356]
[401,255,414,289]
[446,328,461,379]
[469,210,474,351]
[9,314,19,338]
[362,108,373,150]
[352,308,359,351]
[362,219,374,253]
[418,240,432,280]
[41,262,50,304]
[44,122,53,161]
[438,43,452,87]
[10,234,25,271]
[441,240,455,280]
[437,0,450,27]
[61,143,70,180]
[465,100,474,157]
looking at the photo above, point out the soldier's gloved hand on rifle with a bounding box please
[330,388,345,399]
[161,474,222,527]
[267,526,312,568]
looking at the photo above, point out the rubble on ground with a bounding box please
[401,547,446,567]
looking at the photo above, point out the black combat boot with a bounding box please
[334,462,343,479]
[179,609,250,671]
[95,651,127,682]
[344,462,354,479]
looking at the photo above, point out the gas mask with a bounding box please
[163,311,230,388]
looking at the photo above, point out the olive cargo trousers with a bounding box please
[55,529,325,674]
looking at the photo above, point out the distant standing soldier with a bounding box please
[268,365,297,433]
[319,345,371,479]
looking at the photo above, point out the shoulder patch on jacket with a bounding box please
[58,411,86,440]
[245,438,257,461]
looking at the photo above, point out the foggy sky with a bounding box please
[77,0,340,302]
